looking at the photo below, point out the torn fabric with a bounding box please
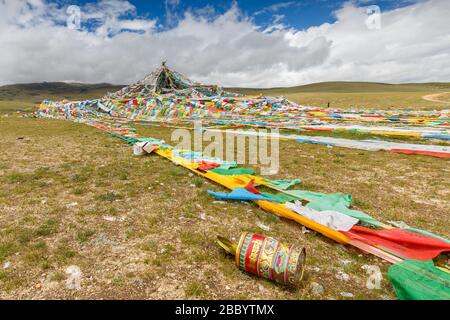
[286,201,359,231]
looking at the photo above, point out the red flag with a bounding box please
[343,226,450,261]
[245,180,261,195]
[388,149,450,158]
[197,161,220,171]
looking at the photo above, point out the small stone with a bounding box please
[302,226,310,234]
[387,220,410,229]
[199,213,206,220]
[258,223,270,231]
[311,266,321,273]
[258,284,265,292]
[3,261,11,269]
[340,259,351,266]
[340,292,354,298]
[188,173,193,177]
[361,264,371,271]
[225,285,230,290]
[66,202,78,207]
[103,215,117,222]
[35,283,42,289]
[189,184,195,187]
[336,271,350,282]
[310,282,324,296]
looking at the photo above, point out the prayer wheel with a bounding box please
[217,232,306,288]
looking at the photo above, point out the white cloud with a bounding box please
[165,0,181,27]
[286,0,450,84]
[0,0,449,87]
[254,1,298,16]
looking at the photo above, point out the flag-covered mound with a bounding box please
[103,61,231,100]
[35,63,450,158]
[36,63,449,141]
[36,62,301,122]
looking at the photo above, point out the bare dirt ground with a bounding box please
[422,92,450,103]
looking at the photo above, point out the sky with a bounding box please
[0,0,449,87]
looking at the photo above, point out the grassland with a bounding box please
[2,81,450,111]
[229,81,450,109]
[0,83,449,299]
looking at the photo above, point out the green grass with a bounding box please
[185,280,207,298]
[35,219,59,237]
[77,229,96,243]
[282,91,449,110]
[228,82,450,109]
[0,242,17,263]
[230,81,450,93]
[193,176,204,188]
[96,192,124,202]
[54,243,77,262]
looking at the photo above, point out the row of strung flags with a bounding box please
[35,104,450,299]
[203,129,450,158]
[32,63,449,299]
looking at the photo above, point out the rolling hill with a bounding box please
[0,82,123,104]
[229,82,450,109]
[228,81,450,94]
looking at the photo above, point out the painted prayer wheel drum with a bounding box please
[235,232,306,288]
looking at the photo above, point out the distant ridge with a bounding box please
[0,82,123,103]
[1,80,450,104]
[227,81,450,95]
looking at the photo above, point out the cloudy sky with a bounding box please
[0,0,449,87]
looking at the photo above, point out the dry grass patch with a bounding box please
[0,111,448,299]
